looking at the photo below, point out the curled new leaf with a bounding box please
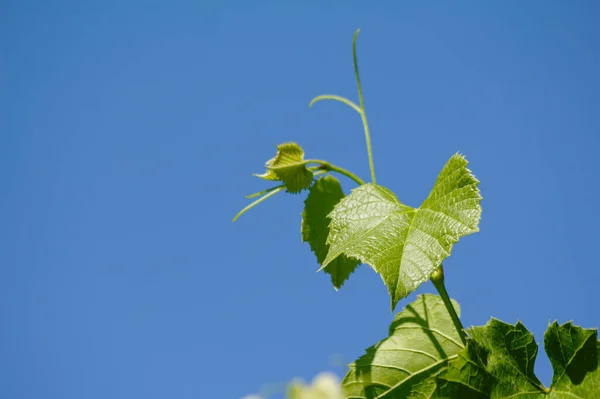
[302,176,360,289]
[255,142,314,193]
[322,153,482,310]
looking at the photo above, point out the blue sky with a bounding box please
[2,1,599,398]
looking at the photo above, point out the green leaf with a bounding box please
[342,294,464,399]
[302,176,360,289]
[254,142,314,193]
[436,319,600,398]
[322,153,481,310]
[545,322,600,397]
[437,319,544,397]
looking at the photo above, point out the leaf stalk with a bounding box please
[233,169,330,222]
[305,159,365,186]
[232,186,284,222]
[430,266,467,345]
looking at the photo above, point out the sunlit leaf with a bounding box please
[254,142,313,193]
[323,154,481,309]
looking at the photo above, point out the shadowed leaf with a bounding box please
[436,319,600,398]
[342,294,464,399]
[302,176,360,289]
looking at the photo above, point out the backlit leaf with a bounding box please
[342,294,464,399]
[254,142,313,193]
[322,153,481,310]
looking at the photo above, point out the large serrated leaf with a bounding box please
[302,176,360,289]
[322,153,481,310]
[436,319,600,398]
[342,294,464,399]
[254,142,313,193]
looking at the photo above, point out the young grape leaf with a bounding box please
[254,142,313,193]
[322,153,481,310]
[302,176,360,289]
[436,319,600,398]
[342,294,464,399]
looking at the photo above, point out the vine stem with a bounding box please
[232,168,329,222]
[353,29,376,184]
[308,95,361,114]
[430,266,467,345]
[305,159,365,186]
[232,187,284,222]
[308,29,377,185]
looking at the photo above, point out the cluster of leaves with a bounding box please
[234,30,599,398]
[238,139,481,310]
[344,294,600,398]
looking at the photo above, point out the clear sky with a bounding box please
[2,2,599,398]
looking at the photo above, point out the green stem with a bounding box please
[307,30,377,185]
[245,185,283,199]
[233,187,284,222]
[305,159,366,186]
[353,29,376,184]
[234,169,330,222]
[430,266,467,345]
[308,95,362,114]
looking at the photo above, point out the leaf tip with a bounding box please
[389,296,400,313]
